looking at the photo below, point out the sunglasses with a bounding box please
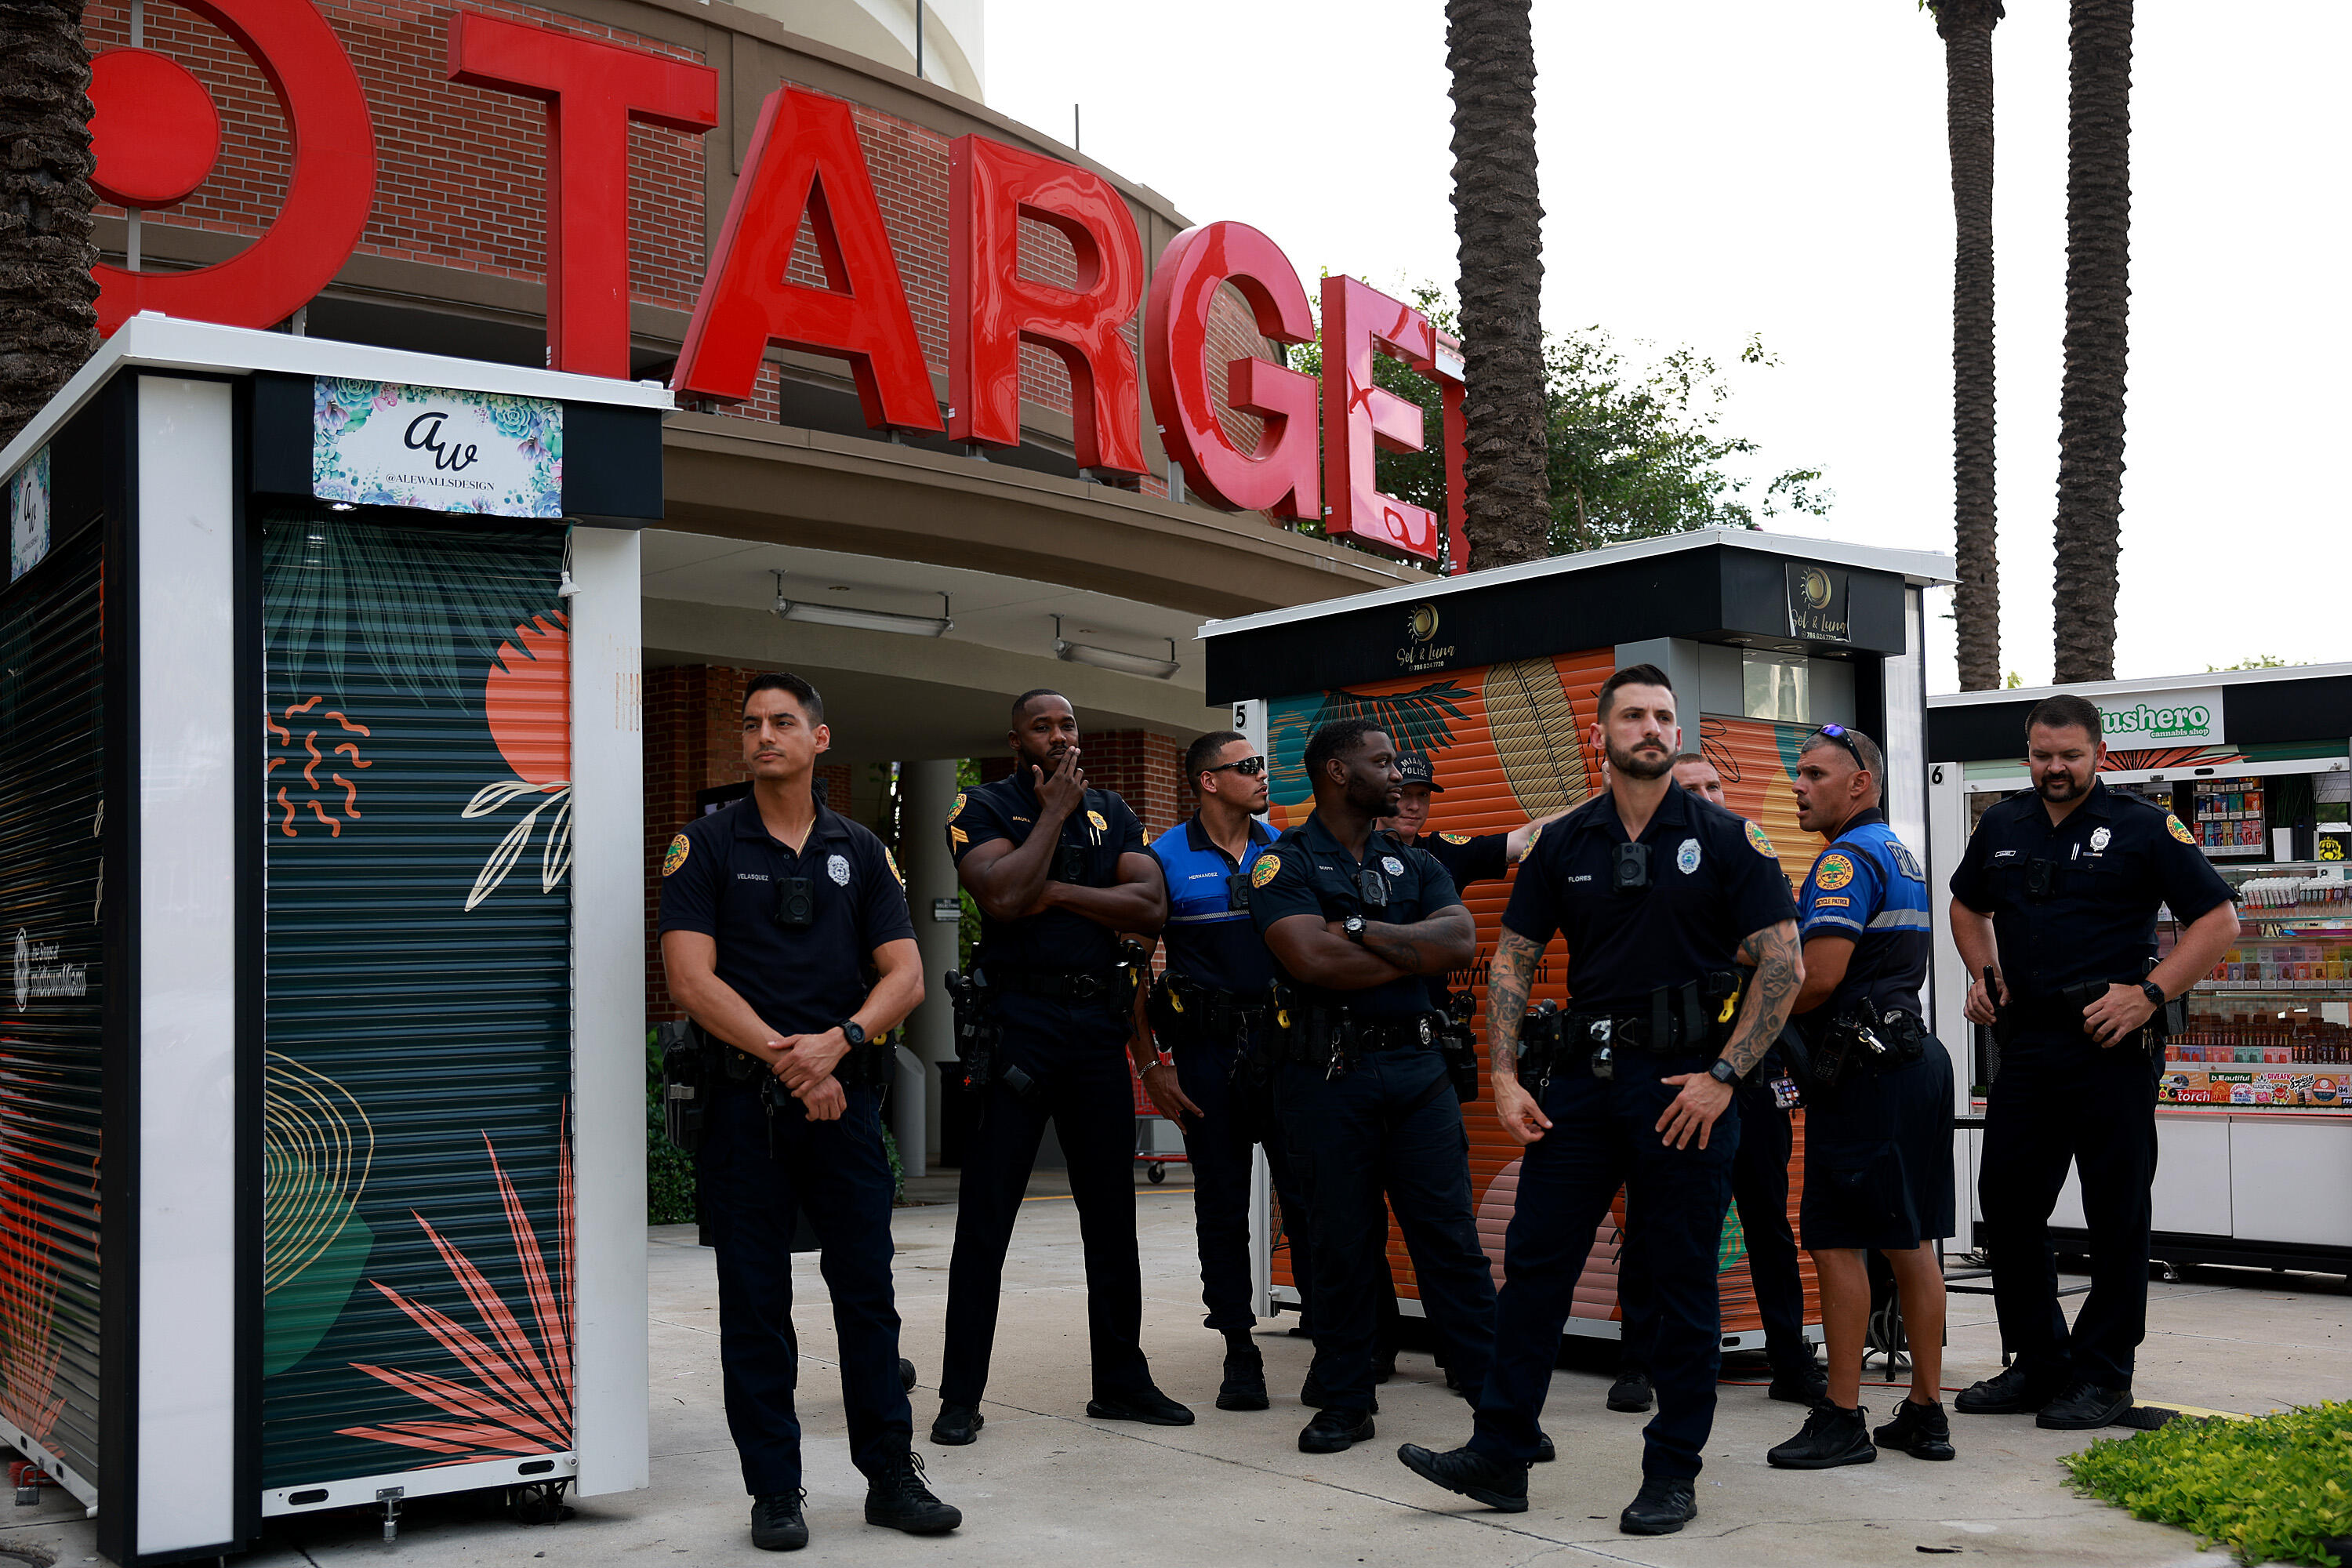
[1206,755,1267,779]
[1812,724,1868,771]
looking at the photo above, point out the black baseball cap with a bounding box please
[1396,753,1444,792]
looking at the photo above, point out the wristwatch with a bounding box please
[1707,1058,1740,1087]
[2139,979,2165,1010]
[1341,915,1368,944]
[839,1019,869,1048]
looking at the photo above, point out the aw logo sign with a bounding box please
[13,928,27,1012]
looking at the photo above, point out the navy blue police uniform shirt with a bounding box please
[1794,808,1933,1023]
[1246,811,1462,1018]
[1948,779,2234,1003]
[658,797,916,1036]
[1150,814,1277,996]
[1502,784,1798,1014]
[1414,830,1509,1008]
[946,770,1146,972]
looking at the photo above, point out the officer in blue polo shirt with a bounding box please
[1399,664,1802,1536]
[659,671,960,1552]
[1248,718,1497,1457]
[1131,730,1287,1412]
[1767,724,1955,1471]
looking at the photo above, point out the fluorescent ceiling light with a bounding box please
[1053,615,1180,680]
[774,572,952,637]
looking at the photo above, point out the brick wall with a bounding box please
[971,731,1185,840]
[89,0,1272,493]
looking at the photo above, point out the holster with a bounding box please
[1437,986,1479,1103]
[945,967,1004,1094]
[659,1020,709,1153]
[1809,999,1926,1093]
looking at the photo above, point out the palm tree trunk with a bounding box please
[1446,0,1551,568]
[0,0,97,452]
[2052,0,2132,684]
[1934,0,2004,691]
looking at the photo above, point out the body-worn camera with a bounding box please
[2026,857,2056,901]
[775,876,816,928]
[1613,841,1652,891]
[1052,844,1090,884]
[1358,868,1390,907]
[1225,870,1253,910]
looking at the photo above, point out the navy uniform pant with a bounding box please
[697,1080,911,1496]
[1278,1048,1495,1415]
[1171,1029,1308,1334]
[1980,1031,2159,1388]
[1474,1058,1738,1479]
[1621,1072,1808,1378]
[941,995,1152,1406]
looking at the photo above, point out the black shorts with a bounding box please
[1800,1041,1957,1251]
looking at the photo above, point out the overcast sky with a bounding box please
[987,1,2351,695]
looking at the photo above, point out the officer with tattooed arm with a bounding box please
[933,690,1186,1446]
[1397,664,1805,1536]
[1248,719,1498,1455]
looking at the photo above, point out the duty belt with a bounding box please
[1516,976,1737,1092]
[990,965,1126,1003]
[1157,973,1271,1044]
[1278,999,1440,1080]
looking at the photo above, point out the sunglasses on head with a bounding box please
[1813,724,1867,770]
[1206,755,1267,779]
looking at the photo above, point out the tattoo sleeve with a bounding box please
[1722,919,1803,1078]
[1357,906,1472,978]
[1484,928,1545,1086]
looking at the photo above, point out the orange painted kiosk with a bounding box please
[1199,528,1955,1352]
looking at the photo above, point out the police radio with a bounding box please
[774,876,816,929]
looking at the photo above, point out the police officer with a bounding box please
[1948,695,2239,1429]
[933,690,1189,1445]
[1247,718,1497,1454]
[659,671,961,1552]
[1131,730,1291,1410]
[1610,751,1824,1416]
[1398,664,1803,1535]
[1767,725,1955,1468]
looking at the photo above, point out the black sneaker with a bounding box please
[1396,1443,1529,1512]
[1955,1363,2066,1415]
[1768,1360,1830,1406]
[1087,1385,1196,1426]
[1767,1403,1877,1469]
[1606,1367,1654,1412]
[751,1491,808,1552]
[928,1402,983,1446]
[1300,1369,1377,1414]
[1218,1343,1270,1412]
[1298,1408,1374,1454]
[1619,1475,1697,1535]
[2035,1381,2132,1431]
[1534,1432,1555,1464]
[864,1449,961,1535]
[1874,1398,1956,1460]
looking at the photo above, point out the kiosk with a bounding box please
[1200,528,1954,1348]
[1929,667,2352,1279]
[0,318,660,1562]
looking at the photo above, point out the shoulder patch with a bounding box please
[1813,852,1855,891]
[2166,813,2195,845]
[1525,823,1544,851]
[1439,831,1472,844]
[1744,820,1777,858]
[884,846,905,886]
[662,833,690,877]
[1250,851,1283,889]
[949,791,967,822]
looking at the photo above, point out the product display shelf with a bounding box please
[2156,877,2352,1113]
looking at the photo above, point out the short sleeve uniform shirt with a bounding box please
[946,770,1146,972]
[1150,814,1278,995]
[657,797,915,1035]
[1795,808,1932,1022]
[1247,811,1462,1017]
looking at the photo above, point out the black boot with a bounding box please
[1396,1443,1528,1512]
[750,1491,808,1551]
[1218,1336,1270,1411]
[864,1448,961,1535]
[1087,1385,1196,1425]
[928,1402,983,1446]
[1874,1397,1956,1460]
[2036,1381,2132,1430]
[1954,1363,2066,1414]
[1300,1367,1377,1414]
[1298,1408,1374,1454]
[1619,1475,1697,1535]
[1606,1366,1653,1412]
[1767,1358,1830,1406]
[1767,1402,1876,1469]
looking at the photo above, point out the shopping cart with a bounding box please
[1132,1071,1190,1184]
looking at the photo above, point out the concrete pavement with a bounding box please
[2,1174,2343,1566]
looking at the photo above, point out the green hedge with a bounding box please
[2063,1402,2351,1566]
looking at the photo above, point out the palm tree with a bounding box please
[1446,0,1551,568]
[0,0,97,450]
[1929,0,2004,691]
[2051,0,2132,683]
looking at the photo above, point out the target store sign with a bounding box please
[87,3,1463,565]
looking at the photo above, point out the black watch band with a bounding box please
[1343,916,1367,944]
[840,1020,869,1048]
[1708,1058,1739,1087]
[2139,980,2165,1010]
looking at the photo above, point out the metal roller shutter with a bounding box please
[0,525,107,1501]
[258,511,572,1490]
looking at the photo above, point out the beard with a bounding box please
[2037,768,2087,802]
[1345,775,1399,817]
[1606,734,1674,782]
